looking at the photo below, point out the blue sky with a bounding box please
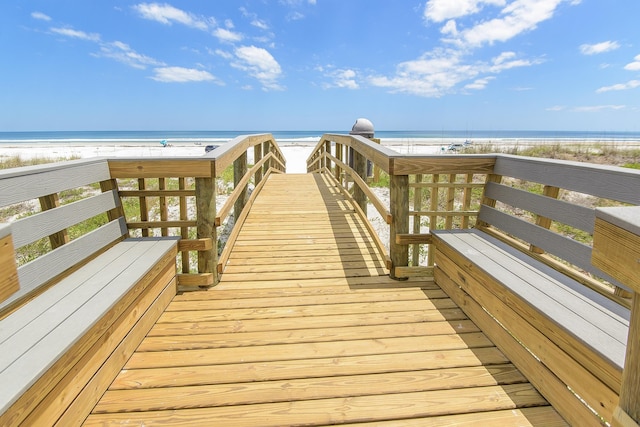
[2,0,640,131]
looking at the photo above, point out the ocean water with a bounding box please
[1,129,640,145]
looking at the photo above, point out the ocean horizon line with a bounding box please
[2,129,640,144]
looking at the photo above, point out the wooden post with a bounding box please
[195,162,218,284]
[390,174,409,280]
[138,178,149,237]
[353,150,367,213]
[39,194,69,248]
[617,295,640,426]
[178,177,190,273]
[254,144,263,186]
[592,207,640,426]
[324,140,331,172]
[234,152,248,219]
[530,185,560,253]
[0,224,19,304]
[335,143,343,182]
[427,174,439,267]
[263,141,271,176]
[412,174,423,267]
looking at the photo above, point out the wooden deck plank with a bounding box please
[88,173,564,426]
[86,384,547,426]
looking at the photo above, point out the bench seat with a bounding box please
[433,228,629,367]
[0,237,179,425]
[432,227,631,420]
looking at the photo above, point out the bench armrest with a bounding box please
[593,207,640,426]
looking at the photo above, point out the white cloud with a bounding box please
[325,69,359,89]
[579,41,620,55]
[212,48,233,59]
[31,11,51,21]
[547,105,566,111]
[151,66,218,83]
[233,45,283,90]
[458,0,568,47]
[465,76,495,90]
[95,41,165,69]
[213,27,244,43]
[425,0,505,22]
[50,27,101,42]
[624,54,640,71]
[251,19,270,30]
[369,49,535,97]
[287,12,305,21]
[133,3,210,30]
[596,80,640,93]
[441,20,458,36]
[369,49,475,97]
[572,105,625,112]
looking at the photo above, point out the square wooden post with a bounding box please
[390,174,409,280]
[592,207,640,427]
[195,162,218,284]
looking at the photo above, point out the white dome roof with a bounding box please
[350,118,374,136]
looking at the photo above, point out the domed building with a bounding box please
[349,118,374,138]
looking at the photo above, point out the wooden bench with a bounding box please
[0,159,179,425]
[431,155,639,426]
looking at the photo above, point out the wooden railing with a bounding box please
[108,133,286,289]
[308,134,640,425]
[307,134,495,279]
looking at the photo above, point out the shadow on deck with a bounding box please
[85,173,566,426]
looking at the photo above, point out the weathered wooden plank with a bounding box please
[150,308,467,338]
[124,332,493,369]
[494,155,640,204]
[11,190,120,248]
[390,155,496,176]
[111,346,509,390]
[0,159,110,206]
[95,365,526,413]
[167,288,435,311]
[484,181,595,233]
[85,384,545,426]
[157,298,459,324]
[338,407,568,427]
[108,158,213,178]
[139,320,480,351]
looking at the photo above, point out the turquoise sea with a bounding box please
[1,130,640,145]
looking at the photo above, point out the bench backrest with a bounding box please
[0,158,126,313]
[477,154,640,297]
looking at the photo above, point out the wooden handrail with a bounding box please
[107,134,286,288]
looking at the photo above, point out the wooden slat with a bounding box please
[0,159,110,206]
[479,205,631,292]
[11,190,120,248]
[494,155,640,205]
[484,181,594,233]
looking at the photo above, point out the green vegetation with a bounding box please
[0,155,80,169]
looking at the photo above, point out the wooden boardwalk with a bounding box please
[85,173,566,426]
